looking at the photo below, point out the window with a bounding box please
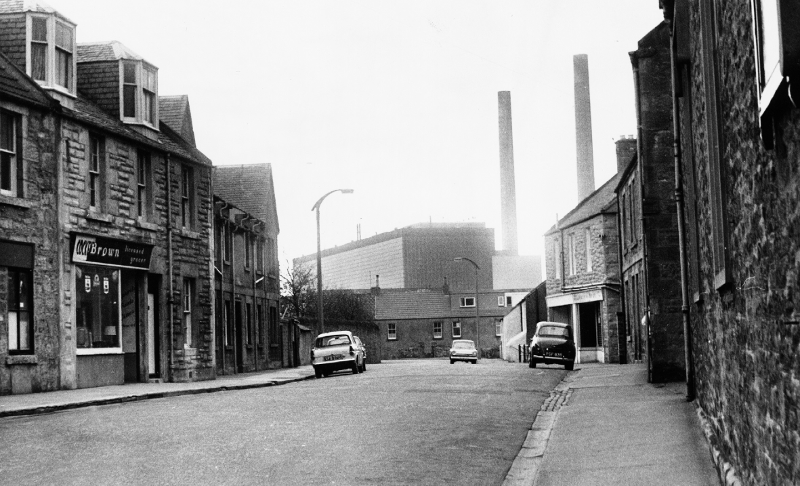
[244,233,251,270]
[246,302,252,345]
[452,321,461,338]
[257,238,265,273]
[257,304,264,346]
[387,323,397,340]
[495,319,503,337]
[1,111,20,197]
[121,61,158,126]
[136,150,150,220]
[7,269,33,354]
[269,306,279,344]
[183,278,193,347]
[700,0,731,289]
[554,238,562,279]
[88,135,105,210]
[585,229,593,272]
[224,300,232,346]
[460,297,475,308]
[75,265,120,351]
[568,235,576,275]
[433,321,442,339]
[27,15,75,93]
[506,296,512,306]
[497,296,505,307]
[181,164,194,229]
[224,225,232,263]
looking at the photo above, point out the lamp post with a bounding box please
[312,189,354,334]
[454,257,480,360]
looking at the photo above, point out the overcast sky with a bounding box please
[54,0,664,270]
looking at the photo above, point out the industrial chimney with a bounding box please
[573,54,595,202]
[497,91,519,255]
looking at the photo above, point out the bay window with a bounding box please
[27,14,76,94]
[121,60,158,127]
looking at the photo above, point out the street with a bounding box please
[0,359,565,486]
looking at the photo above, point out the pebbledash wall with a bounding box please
[662,0,800,483]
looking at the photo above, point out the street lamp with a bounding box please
[312,189,354,334]
[454,257,480,360]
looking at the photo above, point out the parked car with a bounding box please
[529,322,575,370]
[450,339,478,364]
[311,331,365,378]
[353,335,367,372]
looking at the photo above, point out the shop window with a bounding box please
[452,321,461,338]
[88,135,105,211]
[7,269,33,354]
[1,111,20,197]
[183,278,194,347]
[387,323,397,340]
[433,321,442,339]
[76,265,120,351]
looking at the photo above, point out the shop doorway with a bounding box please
[147,275,161,379]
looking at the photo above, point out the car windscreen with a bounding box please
[452,342,474,349]
[538,326,569,338]
[316,335,351,347]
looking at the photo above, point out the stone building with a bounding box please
[0,49,62,395]
[212,164,281,374]
[544,174,623,364]
[617,21,686,381]
[657,1,800,483]
[373,287,513,360]
[0,0,215,392]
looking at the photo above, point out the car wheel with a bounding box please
[352,362,360,374]
[565,362,574,371]
[314,367,322,378]
[450,359,454,364]
[530,360,536,368]
[472,360,477,364]
[361,361,367,372]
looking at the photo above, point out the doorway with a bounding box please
[235,300,244,372]
[147,275,161,378]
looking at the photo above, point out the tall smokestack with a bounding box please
[573,54,595,201]
[498,91,518,255]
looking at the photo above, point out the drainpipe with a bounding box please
[616,198,628,364]
[669,19,695,402]
[217,201,229,375]
[230,218,237,373]
[166,154,174,382]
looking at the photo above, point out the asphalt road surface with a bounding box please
[0,359,566,485]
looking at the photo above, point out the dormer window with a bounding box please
[27,14,76,95]
[121,60,158,127]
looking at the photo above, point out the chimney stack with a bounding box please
[497,91,519,255]
[615,135,637,173]
[573,54,595,201]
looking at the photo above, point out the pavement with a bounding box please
[503,362,721,486]
[1,361,721,486]
[0,365,316,418]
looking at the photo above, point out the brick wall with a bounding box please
[679,1,800,483]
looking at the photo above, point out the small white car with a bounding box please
[311,330,365,378]
[450,339,478,364]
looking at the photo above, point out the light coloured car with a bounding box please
[353,335,367,372]
[449,339,478,364]
[311,330,365,378]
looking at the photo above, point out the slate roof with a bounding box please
[0,49,54,108]
[213,164,279,234]
[77,41,148,64]
[545,171,622,235]
[0,0,74,23]
[374,290,452,320]
[159,95,195,147]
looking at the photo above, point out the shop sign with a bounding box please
[71,234,153,270]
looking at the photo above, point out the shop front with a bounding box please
[70,233,155,389]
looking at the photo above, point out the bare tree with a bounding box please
[280,261,314,319]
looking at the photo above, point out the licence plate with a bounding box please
[545,351,563,358]
[324,354,344,362]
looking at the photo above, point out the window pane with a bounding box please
[8,312,18,351]
[0,153,10,192]
[31,43,47,81]
[1,112,14,150]
[123,85,136,118]
[123,62,136,83]
[55,22,72,50]
[18,312,31,350]
[32,17,47,41]
[143,92,154,123]
[56,49,72,89]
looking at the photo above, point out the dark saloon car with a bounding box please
[529,322,575,370]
